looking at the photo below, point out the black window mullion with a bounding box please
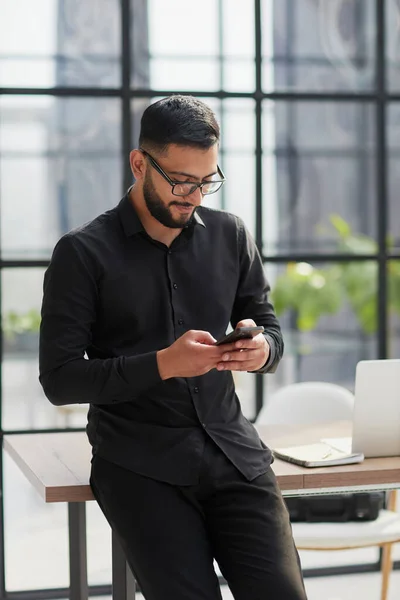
[0,87,386,102]
[122,0,133,192]
[0,87,121,97]
[254,0,262,252]
[255,0,263,417]
[376,0,388,359]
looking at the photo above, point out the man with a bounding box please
[39,95,307,600]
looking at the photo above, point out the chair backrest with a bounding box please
[256,381,354,425]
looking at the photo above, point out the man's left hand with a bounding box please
[216,319,270,372]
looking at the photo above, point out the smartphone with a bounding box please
[215,326,264,346]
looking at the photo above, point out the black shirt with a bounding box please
[39,192,284,484]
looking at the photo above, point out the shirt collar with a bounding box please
[193,211,206,228]
[118,188,206,237]
[118,189,145,237]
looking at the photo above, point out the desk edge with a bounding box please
[3,437,46,502]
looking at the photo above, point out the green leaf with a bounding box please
[330,214,351,238]
[388,261,400,315]
[297,312,318,331]
[270,214,400,335]
[2,309,41,336]
[339,235,377,255]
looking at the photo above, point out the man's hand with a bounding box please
[157,330,239,380]
[216,319,270,372]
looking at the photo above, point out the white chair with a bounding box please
[257,381,355,425]
[256,381,400,600]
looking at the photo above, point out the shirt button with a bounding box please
[173,283,178,289]
[168,250,172,255]
[178,319,184,325]
[194,387,199,393]
[202,422,207,428]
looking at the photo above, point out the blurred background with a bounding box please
[0,0,399,597]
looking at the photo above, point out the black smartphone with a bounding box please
[215,326,264,346]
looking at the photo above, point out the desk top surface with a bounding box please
[4,422,400,503]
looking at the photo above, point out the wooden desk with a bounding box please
[257,421,400,495]
[4,423,400,600]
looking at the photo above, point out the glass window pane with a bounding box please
[262,101,376,255]
[130,0,150,88]
[387,104,400,254]
[223,154,255,238]
[0,96,122,260]
[87,500,112,586]
[233,372,256,421]
[0,0,121,88]
[1,268,88,430]
[222,99,255,152]
[222,60,255,92]
[149,58,220,91]
[222,0,254,58]
[389,259,400,358]
[262,0,376,92]
[5,454,121,590]
[4,452,69,590]
[221,0,255,91]
[141,0,255,92]
[265,260,378,396]
[148,0,218,57]
[141,0,219,91]
[5,474,115,589]
[201,187,224,212]
[386,0,400,91]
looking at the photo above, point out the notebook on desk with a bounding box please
[272,439,364,468]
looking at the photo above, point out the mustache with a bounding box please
[170,201,194,208]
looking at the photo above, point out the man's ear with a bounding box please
[130,149,147,180]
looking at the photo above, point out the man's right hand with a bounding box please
[157,330,233,380]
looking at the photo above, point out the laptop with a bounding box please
[351,359,400,458]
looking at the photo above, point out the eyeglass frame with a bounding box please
[140,148,226,197]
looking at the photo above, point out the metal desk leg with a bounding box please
[68,502,88,600]
[112,529,136,600]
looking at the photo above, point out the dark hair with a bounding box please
[138,95,220,154]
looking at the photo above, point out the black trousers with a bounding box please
[90,438,308,600]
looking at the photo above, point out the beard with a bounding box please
[143,173,196,229]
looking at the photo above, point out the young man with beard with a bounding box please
[39,95,307,600]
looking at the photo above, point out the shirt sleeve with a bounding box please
[39,234,162,406]
[230,220,284,374]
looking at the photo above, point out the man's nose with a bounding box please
[187,187,203,204]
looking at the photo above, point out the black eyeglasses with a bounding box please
[140,148,226,197]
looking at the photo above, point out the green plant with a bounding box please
[271,215,400,334]
[272,262,342,331]
[2,309,41,339]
